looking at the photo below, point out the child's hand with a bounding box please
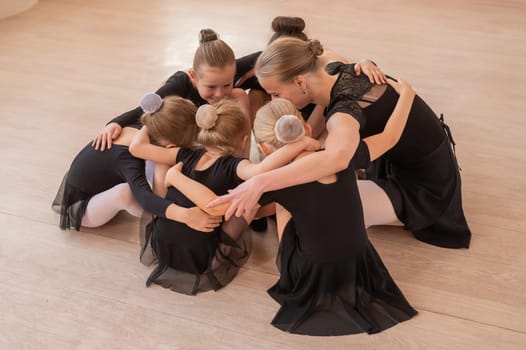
[184,207,222,232]
[165,162,184,188]
[92,122,122,151]
[355,59,387,84]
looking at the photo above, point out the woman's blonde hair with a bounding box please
[255,37,324,82]
[141,96,198,148]
[193,28,236,73]
[195,99,250,157]
[254,98,306,149]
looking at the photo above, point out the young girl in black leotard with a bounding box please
[164,79,418,335]
[91,28,250,152]
[52,96,220,232]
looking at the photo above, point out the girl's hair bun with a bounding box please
[140,93,163,113]
[198,28,219,44]
[195,104,218,130]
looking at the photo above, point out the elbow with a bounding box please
[327,147,354,171]
[387,134,399,151]
[128,143,140,158]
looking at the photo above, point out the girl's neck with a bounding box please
[194,147,227,171]
[205,146,227,157]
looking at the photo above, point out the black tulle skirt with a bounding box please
[268,220,417,336]
[140,213,252,295]
[52,172,91,231]
[368,118,471,249]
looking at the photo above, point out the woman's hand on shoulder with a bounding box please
[354,59,387,85]
[92,122,122,151]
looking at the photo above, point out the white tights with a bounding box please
[357,180,403,228]
[81,183,143,228]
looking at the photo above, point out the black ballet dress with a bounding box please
[140,148,252,295]
[325,62,471,249]
[52,127,173,231]
[259,142,417,336]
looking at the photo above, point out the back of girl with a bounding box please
[253,99,417,336]
[52,95,198,231]
[142,99,252,295]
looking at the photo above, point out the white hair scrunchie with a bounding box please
[140,93,163,114]
[274,114,305,144]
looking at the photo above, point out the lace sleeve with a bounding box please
[325,64,374,128]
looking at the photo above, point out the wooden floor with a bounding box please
[1,0,525,348]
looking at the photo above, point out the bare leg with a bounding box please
[357,179,403,228]
[81,183,143,227]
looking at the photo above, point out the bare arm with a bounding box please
[129,126,180,165]
[165,163,230,216]
[164,163,257,222]
[164,203,222,232]
[363,78,416,161]
[158,162,222,232]
[208,114,361,219]
[235,136,320,180]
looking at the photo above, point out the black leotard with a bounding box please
[258,142,417,335]
[53,135,172,230]
[142,148,251,295]
[325,62,471,248]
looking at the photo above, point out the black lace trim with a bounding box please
[325,62,374,127]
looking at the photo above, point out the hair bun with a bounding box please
[272,16,305,35]
[140,93,163,113]
[274,114,305,144]
[198,28,219,44]
[195,104,218,130]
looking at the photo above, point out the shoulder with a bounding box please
[157,71,193,97]
[165,70,191,84]
[236,51,262,65]
[220,155,246,182]
[177,147,202,162]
